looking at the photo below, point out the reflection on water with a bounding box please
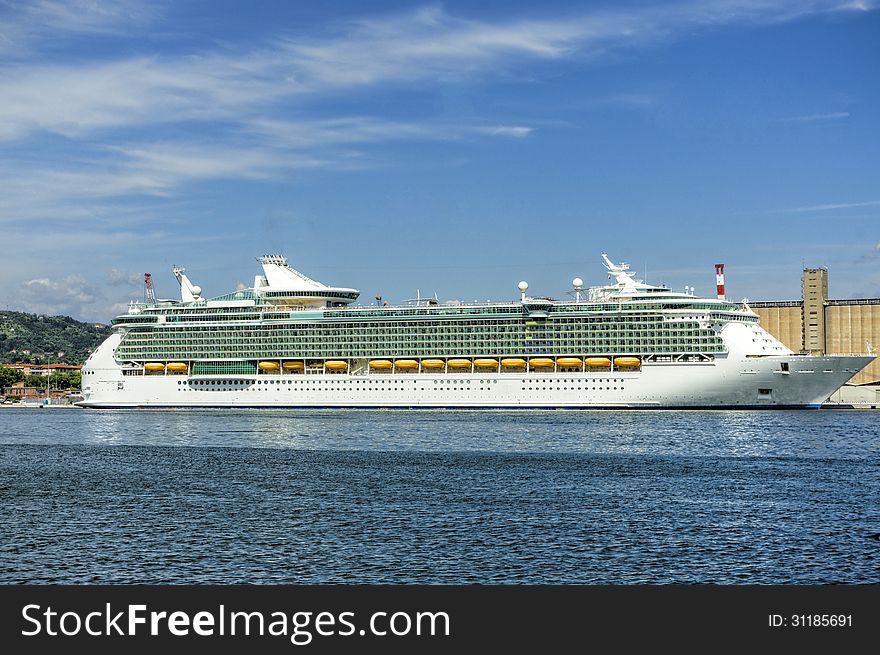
[1,408,875,458]
[0,408,877,584]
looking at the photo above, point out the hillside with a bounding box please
[0,311,112,365]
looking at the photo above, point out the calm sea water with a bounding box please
[0,408,877,584]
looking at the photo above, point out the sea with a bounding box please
[0,408,877,584]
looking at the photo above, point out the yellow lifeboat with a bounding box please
[258,361,280,370]
[528,358,555,368]
[166,362,188,372]
[307,361,324,368]
[447,359,472,369]
[325,360,348,370]
[614,357,641,368]
[501,358,527,368]
[474,358,498,368]
[143,362,165,371]
[420,359,445,369]
[556,357,583,368]
[395,359,419,369]
[282,361,305,370]
[585,357,612,368]
[369,360,393,370]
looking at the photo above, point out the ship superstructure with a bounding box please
[79,255,874,408]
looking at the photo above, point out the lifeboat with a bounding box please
[501,358,526,368]
[143,362,165,371]
[528,358,555,368]
[282,361,305,370]
[369,360,393,370]
[395,359,419,369]
[307,361,324,368]
[258,361,280,370]
[421,359,445,369]
[556,357,583,368]
[614,357,641,368]
[447,359,472,369]
[585,357,612,368]
[325,360,348,370]
[474,358,498,368]
[166,362,188,372]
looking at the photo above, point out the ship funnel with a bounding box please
[715,264,725,300]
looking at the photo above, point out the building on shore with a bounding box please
[2,384,68,399]
[751,267,879,400]
[1,362,82,377]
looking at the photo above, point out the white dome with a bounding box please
[572,278,583,288]
[517,281,529,292]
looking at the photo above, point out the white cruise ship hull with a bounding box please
[79,333,872,409]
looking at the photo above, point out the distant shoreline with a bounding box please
[0,404,82,409]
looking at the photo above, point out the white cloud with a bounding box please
[775,200,880,213]
[16,274,102,319]
[251,117,535,146]
[0,0,159,56]
[1,2,874,142]
[1,0,878,321]
[247,116,450,148]
[115,143,327,183]
[783,111,850,122]
[476,125,534,137]
[107,269,145,287]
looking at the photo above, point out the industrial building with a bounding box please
[751,267,879,403]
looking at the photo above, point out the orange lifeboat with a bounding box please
[369,360,393,370]
[421,359,445,369]
[556,357,583,368]
[585,357,612,368]
[613,357,641,368]
[258,361,280,370]
[395,359,419,369]
[282,361,305,370]
[528,358,554,368]
[501,358,526,368]
[325,360,348,370]
[474,358,498,368]
[447,359,472,369]
[143,362,165,371]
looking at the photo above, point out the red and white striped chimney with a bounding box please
[715,264,725,300]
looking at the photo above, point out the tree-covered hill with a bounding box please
[0,311,112,365]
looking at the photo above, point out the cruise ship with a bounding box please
[79,255,873,409]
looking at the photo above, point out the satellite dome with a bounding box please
[518,281,529,292]
[572,278,583,288]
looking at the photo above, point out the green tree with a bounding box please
[68,370,81,390]
[47,371,81,390]
[24,373,46,388]
[0,366,24,388]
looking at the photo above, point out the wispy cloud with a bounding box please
[774,200,880,213]
[782,111,850,122]
[0,0,159,56]
[476,125,534,137]
[1,1,878,318]
[1,1,874,142]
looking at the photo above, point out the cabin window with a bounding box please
[780,363,789,372]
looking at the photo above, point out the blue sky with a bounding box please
[1,0,878,321]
